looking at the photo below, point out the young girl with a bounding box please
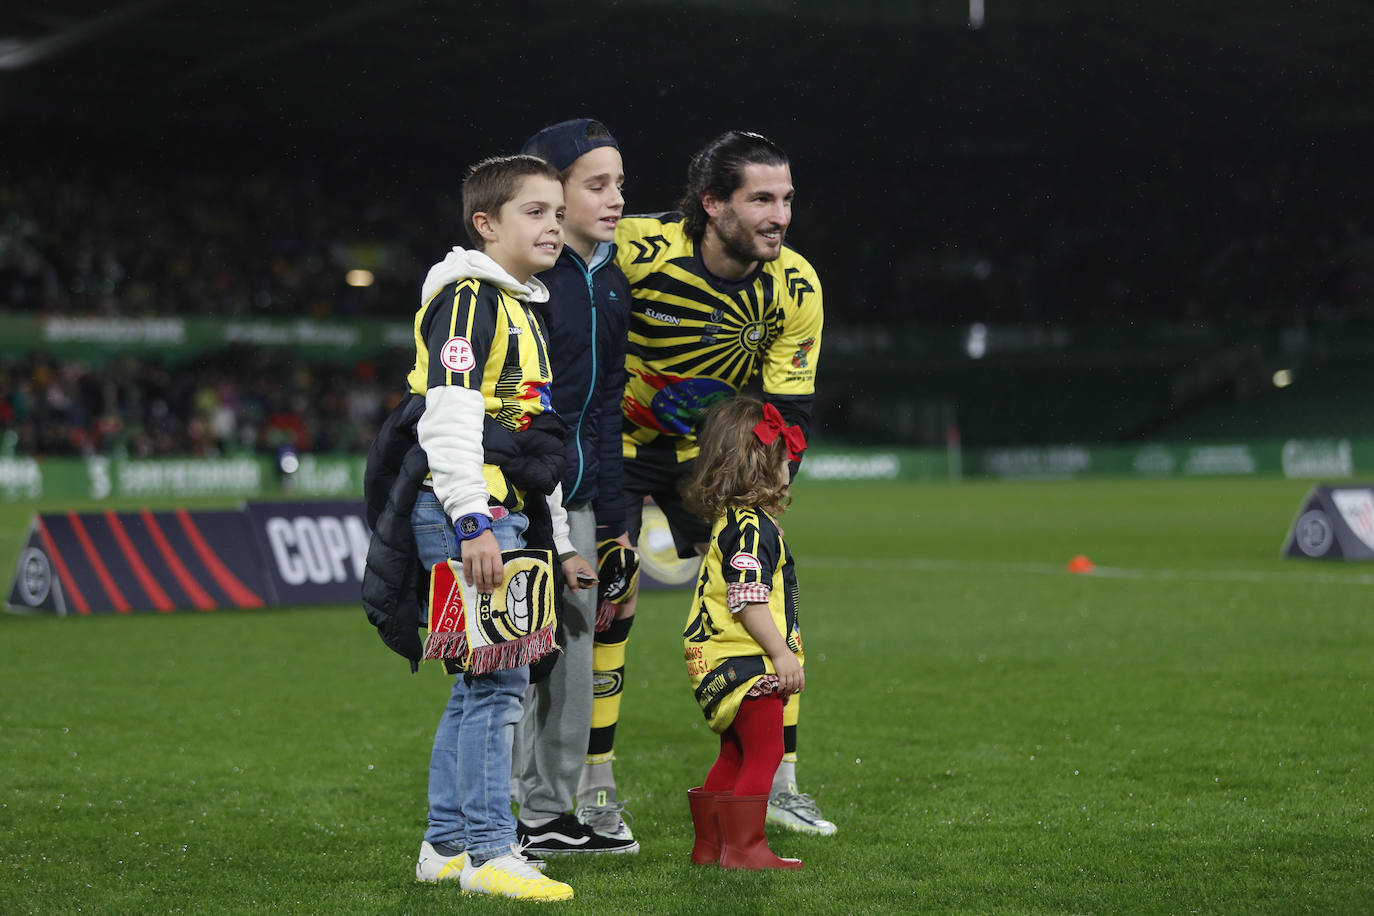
[680,396,807,871]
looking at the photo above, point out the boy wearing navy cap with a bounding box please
[511,119,639,855]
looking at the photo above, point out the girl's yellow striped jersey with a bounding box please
[683,505,803,733]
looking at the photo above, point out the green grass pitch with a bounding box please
[2,477,1372,914]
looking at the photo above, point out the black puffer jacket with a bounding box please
[361,394,568,672]
[361,393,430,671]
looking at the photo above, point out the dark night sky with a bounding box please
[6,1,1370,185]
[5,1,1372,326]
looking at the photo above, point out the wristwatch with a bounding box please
[454,513,492,541]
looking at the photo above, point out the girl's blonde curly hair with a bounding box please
[683,396,791,521]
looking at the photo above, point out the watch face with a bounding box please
[459,516,480,536]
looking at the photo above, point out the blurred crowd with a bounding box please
[0,348,410,459]
[2,149,1371,457]
[5,151,1371,326]
[0,162,445,321]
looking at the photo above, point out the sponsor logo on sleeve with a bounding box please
[440,336,476,372]
[729,552,762,572]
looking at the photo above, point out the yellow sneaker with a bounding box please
[415,840,466,882]
[460,849,574,901]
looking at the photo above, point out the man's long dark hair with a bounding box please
[677,131,789,243]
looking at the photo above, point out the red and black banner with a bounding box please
[6,498,687,616]
[6,502,367,615]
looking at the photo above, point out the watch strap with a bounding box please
[454,513,493,541]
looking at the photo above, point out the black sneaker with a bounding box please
[516,813,640,855]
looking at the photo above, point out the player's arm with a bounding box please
[738,603,804,697]
[761,259,823,475]
[722,511,800,694]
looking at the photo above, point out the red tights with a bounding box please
[702,694,784,796]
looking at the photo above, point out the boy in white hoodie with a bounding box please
[408,154,595,902]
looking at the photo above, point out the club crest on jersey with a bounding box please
[440,336,476,372]
[730,552,762,572]
[738,320,767,353]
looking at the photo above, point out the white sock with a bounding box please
[771,756,797,797]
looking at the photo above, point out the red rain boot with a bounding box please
[716,794,803,871]
[687,787,726,865]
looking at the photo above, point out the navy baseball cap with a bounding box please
[520,118,618,172]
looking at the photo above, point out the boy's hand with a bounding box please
[771,652,805,698]
[562,553,597,591]
[460,530,504,593]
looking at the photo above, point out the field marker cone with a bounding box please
[1066,554,1095,574]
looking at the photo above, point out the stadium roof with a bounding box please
[3,1,1370,168]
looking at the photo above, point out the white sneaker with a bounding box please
[460,847,574,901]
[415,840,467,882]
[515,839,550,871]
[576,786,635,842]
[767,790,838,836]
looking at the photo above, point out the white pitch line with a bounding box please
[807,555,1374,587]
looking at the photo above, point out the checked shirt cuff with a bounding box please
[727,582,771,614]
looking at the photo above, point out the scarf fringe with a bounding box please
[422,630,470,662]
[467,624,556,675]
[425,551,558,673]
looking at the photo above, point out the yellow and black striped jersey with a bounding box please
[683,506,803,733]
[407,277,554,510]
[615,215,823,465]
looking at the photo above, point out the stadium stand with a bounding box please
[2,144,1372,452]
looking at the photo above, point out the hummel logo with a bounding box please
[784,267,814,306]
[629,235,670,264]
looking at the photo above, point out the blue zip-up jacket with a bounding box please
[535,240,631,539]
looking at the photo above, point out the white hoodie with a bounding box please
[415,247,573,557]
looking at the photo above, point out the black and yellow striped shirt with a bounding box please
[615,215,823,465]
[407,277,554,509]
[683,506,802,733]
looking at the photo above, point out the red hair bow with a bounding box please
[753,402,807,462]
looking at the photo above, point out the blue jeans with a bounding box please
[412,491,530,860]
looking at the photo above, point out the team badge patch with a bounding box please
[738,320,767,353]
[440,336,476,372]
[729,552,762,572]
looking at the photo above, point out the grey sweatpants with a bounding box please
[511,503,596,821]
